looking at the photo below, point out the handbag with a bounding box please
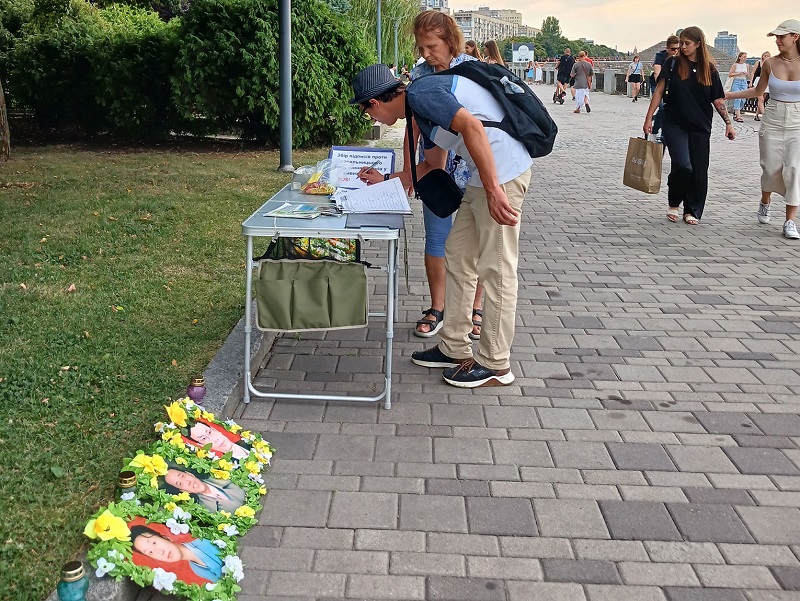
[723,77,734,93]
[405,98,463,218]
[623,136,664,194]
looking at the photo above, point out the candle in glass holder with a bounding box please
[187,376,207,404]
[57,560,89,601]
[115,470,137,501]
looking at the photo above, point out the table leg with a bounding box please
[243,235,254,405]
[384,238,396,410]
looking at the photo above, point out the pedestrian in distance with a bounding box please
[483,40,505,66]
[465,39,483,61]
[554,48,575,104]
[534,60,543,84]
[350,59,533,387]
[750,51,771,120]
[570,51,593,113]
[626,54,645,101]
[725,19,800,239]
[526,60,535,84]
[728,51,750,122]
[643,26,735,225]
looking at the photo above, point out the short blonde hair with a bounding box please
[413,10,464,58]
[578,50,587,58]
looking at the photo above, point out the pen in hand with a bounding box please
[358,160,382,184]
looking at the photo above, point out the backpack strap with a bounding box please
[404,96,421,199]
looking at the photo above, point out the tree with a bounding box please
[537,16,567,58]
[0,80,9,160]
[346,0,417,67]
[540,16,561,38]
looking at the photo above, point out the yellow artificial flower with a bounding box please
[258,486,267,495]
[244,461,260,475]
[217,523,230,532]
[154,421,165,433]
[219,510,232,518]
[196,448,208,459]
[84,510,131,542]
[234,506,255,518]
[162,430,180,443]
[201,410,215,422]
[193,408,202,419]
[129,453,168,477]
[175,456,188,466]
[164,402,187,427]
[229,424,243,434]
[172,492,191,501]
[165,502,177,511]
[241,431,252,439]
[210,468,230,480]
[216,459,234,472]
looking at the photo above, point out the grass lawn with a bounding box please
[0,142,329,600]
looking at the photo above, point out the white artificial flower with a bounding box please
[213,539,227,549]
[247,473,264,484]
[120,491,136,501]
[222,555,244,581]
[154,422,166,434]
[151,568,177,592]
[222,524,239,536]
[225,419,236,427]
[165,518,189,535]
[107,549,123,561]
[95,557,115,578]
[207,451,218,460]
[173,507,191,522]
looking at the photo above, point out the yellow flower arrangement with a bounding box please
[234,506,255,518]
[216,459,234,472]
[164,401,188,427]
[84,510,131,542]
[210,468,230,480]
[129,453,168,477]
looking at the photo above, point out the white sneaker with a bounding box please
[757,202,771,224]
[783,220,800,240]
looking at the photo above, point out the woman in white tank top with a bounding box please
[726,19,800,239]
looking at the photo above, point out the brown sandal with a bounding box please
[469,308,482,340]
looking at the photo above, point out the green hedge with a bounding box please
[7,0,373,143]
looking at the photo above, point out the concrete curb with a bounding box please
[45,314,273,601]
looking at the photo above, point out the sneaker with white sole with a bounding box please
[411,345,468,368]
[757,202,771,224]
[442,359,515,388]
[783,220,800,240]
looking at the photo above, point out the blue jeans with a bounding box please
[732,77,748,110]
[663,121,711,220]
[422,203,453,257]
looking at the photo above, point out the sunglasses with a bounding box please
[359,103,373,120]
[668,46,680,51]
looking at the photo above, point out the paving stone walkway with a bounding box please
[233,86,800,601]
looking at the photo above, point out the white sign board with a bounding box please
[512,43,534,64]
[328,146,396,190]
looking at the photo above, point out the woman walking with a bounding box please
[465,40,483,61]
[643,26,736,225]
[535,60,543,84]
[526,60,535,84]
[728,51,750,122]
[626,55,644,101]
[726,19,800,239]
[750,51,771,120]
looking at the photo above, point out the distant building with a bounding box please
[519,24,541,37]
[419,0,450,13]
[714,31,739,57]
[453,9,518,43]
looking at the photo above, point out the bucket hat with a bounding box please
[350,65,401,105]
[768,19,800,36]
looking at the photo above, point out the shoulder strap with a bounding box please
[665,57,676,95]
[404,96,421,199]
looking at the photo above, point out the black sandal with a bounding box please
[469,308,482,341]
[414,308,444,338]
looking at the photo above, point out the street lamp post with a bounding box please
[376,0,382,64]
[393,18,399,71]
[278,0,293,171]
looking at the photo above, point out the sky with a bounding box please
[448,0,785,56]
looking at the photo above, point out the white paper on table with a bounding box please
[329,147,395,190]
[334,177,412,214]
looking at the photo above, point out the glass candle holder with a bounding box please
[115,469,137,501]
[57,560,89,601]
[187,376,207,404]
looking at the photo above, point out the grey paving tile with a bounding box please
[374,436,432,463]
[508,581,587,601]
[607,443,677,471]
[644,412,707,433]
[432,404,486,427]
[723,447,800,476]
[693,412,761,435]
[314,549,388,574]
[666,445,739,473]
[267,572,345,597]
[542,559,621,584]
[261,489,331,527]
[484,406,540,428]
[664,588,747,601]
[694,564,780,589]
[667,503,754,543]
[737,507,800,545]
[644,541,724,564]
[346,574,425,599]
[434,438,493,464]
[260,431,317,459]
[426,478,490,496]
[549,441,615,469]
[682,487,754,506]
[491,440,553,466]
[390,551,465,576]
[327,491,397,529]
[426,577,506,600]
[538,407,595,429]
[769,566,800,590]
[733,435,796,449]
[599,500,681,541]
[585,584,667,601]
[399,494,467,533]
[467,496,537,536]
[467,556,543,579]
[719,543,800,566]
[427,533,499,556]
[534,499,610,539]
[314,434,375,461]
[748,414,800,437]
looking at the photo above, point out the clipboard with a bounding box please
[329,146,395,190]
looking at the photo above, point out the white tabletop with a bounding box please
[242,184,402,240]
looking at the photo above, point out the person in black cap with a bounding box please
[350,63,532,388]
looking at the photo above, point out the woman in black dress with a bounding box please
[643,26,736,224]
[750,51,771,120]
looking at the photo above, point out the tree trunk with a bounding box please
[0,80,9,162]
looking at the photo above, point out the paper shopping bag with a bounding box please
[623,137,664,194]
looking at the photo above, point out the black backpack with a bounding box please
[428,61,558,158]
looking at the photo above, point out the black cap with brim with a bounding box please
[350,64,402,105]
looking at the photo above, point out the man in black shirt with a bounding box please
[555,48,575,103]
[651,35,680,140]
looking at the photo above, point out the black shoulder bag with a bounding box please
[404,97,463,219]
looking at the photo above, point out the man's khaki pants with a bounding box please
[438,169,531,370]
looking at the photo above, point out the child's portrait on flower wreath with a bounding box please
[181,418,251,460]
[128,517,223,586]
[159,464,246,514]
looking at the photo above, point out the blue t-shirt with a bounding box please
[406,73,531,187]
